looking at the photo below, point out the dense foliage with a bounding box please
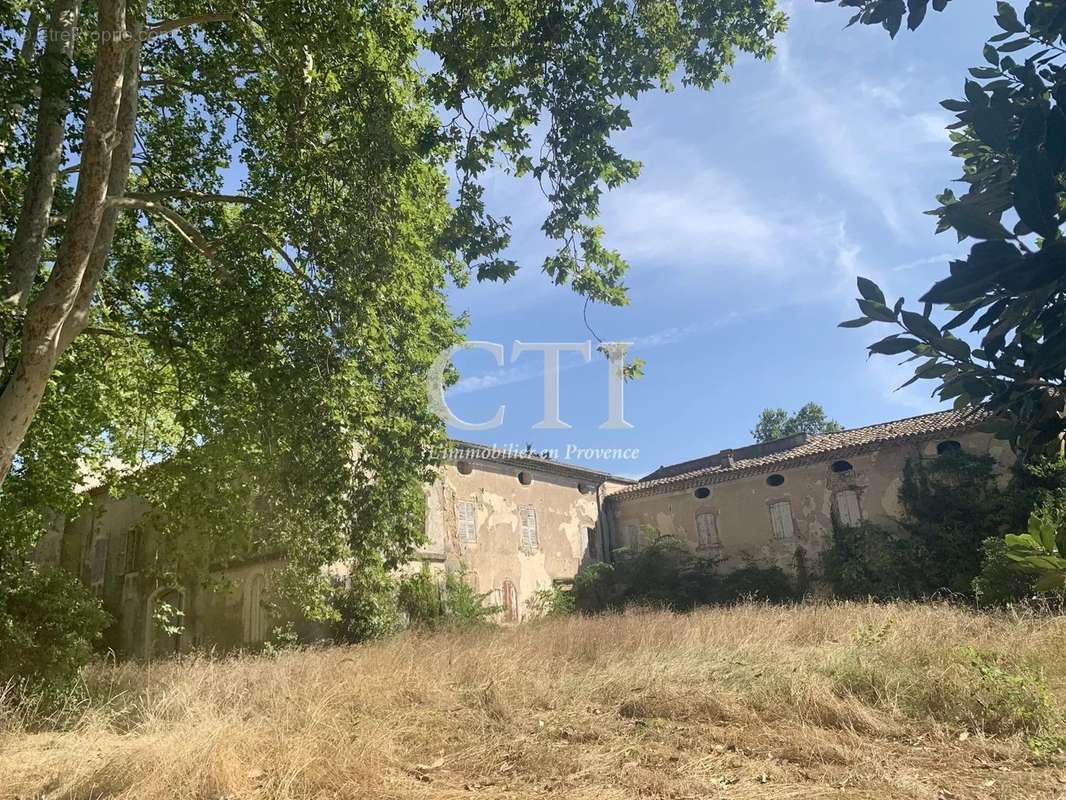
[573,535,796,613]
[823,453,1066,602]
[0,563,107,695]
[0,0,786,672]
[751,402,842,443]
[826,0,1066,457]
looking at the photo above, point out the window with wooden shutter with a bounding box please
[456,499,477,543]
[623,523,640,553]
[124,529,141,574]
[587,527,599,559]
[835,490,863,527]
[520,506,538,550]
[769,501,794,539]
[695,512,720,548]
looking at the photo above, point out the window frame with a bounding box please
[695,511,721,549]
[519,505,539,551]
[834,489,863,528]
[769,500,794,540]
[456,498,477,544]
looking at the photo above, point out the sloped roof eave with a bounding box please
[608,410,989,503]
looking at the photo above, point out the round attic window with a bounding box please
[456,460,473,475]
[694,487,711,500]
[831,460,853,473]
[577,482,593,494]
[517,470,533,485]
[936,440,962,456]
[766,474,785,487]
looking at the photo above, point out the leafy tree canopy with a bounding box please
[825,0,1066,457]
[0,0,785,614]
[751,401,843,443]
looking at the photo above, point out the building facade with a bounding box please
[32,409,1010,658]
[606,410,1013,573]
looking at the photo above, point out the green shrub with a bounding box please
[821,519,920,600]
[573,535,796,613]
[329,562,402,644]
[527,584,575,618]
[0,564,108,697]
[973,536,1038,606]
[823,455,1066,601]
[396,563,498,630]
[711,564,795,603]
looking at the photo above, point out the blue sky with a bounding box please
[440,1,1007,479]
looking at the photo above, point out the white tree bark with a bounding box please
[1,0,81,312]
[0,0,131,484]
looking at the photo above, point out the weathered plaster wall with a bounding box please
[420,461,623,620]
[52,492,279,658]
[607,431,1013,574]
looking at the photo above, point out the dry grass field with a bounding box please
[5,602,1066,799]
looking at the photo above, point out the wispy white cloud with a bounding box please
[768,25,953,239]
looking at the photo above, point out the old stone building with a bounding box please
[33,408,1009,657]
[606,409,1012,574]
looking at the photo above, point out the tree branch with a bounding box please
[111,196,218,259]
[145,13,235,38]
[126,190,258,205]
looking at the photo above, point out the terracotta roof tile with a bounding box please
[612,409,988,499]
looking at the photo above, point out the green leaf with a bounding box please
[856,276,886,305]
[997,37,1034,52]
[839,317,874,328]
[942,203,1012,241]
[994,2,1025,33]
[857,299,898,322]
[901,310,942,342]
[868,336,921,356]
[1014,150,1060,239]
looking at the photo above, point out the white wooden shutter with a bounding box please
[457,500,476,543]
[835,490,862,527]
[520,506,538,550]
[695,512,719,548]
[769,501,793,539]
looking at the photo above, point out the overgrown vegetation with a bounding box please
[4,603,1065,798]
[573,535,796,613]
[823,453,1066,603]
[0,563,107,697]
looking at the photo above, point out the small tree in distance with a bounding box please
[751,402,843,443]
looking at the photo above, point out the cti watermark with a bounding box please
[426,340,634,431]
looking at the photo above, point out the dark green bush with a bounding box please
[573,535,796,613]
[823,454,1066,602]
[973,536,1039,606]
[821,519,921,600]
[0,564,108,696]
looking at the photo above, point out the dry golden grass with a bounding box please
[5,602,1066,799]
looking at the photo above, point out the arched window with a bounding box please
[831,460,853,473]
[147,587,185,659]
[501,579,518,622]
[937,440,962,456]
[243,574,268,644]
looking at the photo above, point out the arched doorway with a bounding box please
[242,574,269,645]
[146,587,185,659]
